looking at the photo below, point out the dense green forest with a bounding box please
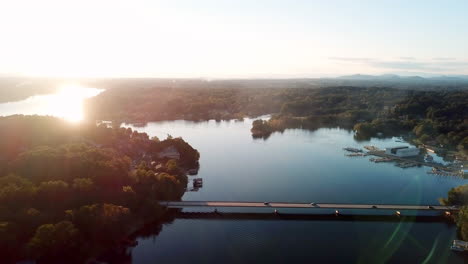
[0,115,199,263]
[85,86,410,122]
[85,86,286,121]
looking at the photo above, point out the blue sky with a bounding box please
[0,0,467,77]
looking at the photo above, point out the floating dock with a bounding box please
[367,150,450,169]
[346,153,368,157]
[343,147,363,153]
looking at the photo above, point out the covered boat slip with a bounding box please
[451,240,468,251]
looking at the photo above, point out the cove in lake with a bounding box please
[122,118,467,264]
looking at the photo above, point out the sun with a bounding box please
[48,85,102,123]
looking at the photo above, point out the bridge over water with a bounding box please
[159,201,459,212]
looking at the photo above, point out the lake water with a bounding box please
[0,85,103,122]
[123,119,467,264]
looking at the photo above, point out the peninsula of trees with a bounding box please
[0,115,199,263]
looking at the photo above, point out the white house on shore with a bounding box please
[157,146,180,160]
[385,146,420,157]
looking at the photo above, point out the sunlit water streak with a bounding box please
[0,85,103,122]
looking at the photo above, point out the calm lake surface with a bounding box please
[124,119,467,264]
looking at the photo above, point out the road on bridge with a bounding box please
[159,201,459,211]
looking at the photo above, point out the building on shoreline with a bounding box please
[157,146,180,160]
[385,146,419,157]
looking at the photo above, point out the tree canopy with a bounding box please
[0,116,199,262]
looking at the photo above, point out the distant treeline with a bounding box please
[0,78,59,103]
[85,85,410,122]
[250,88,467,155]
[85,86,287,121]
[2,75,468,103]
[0,115,199,262]
[85,85,467,155]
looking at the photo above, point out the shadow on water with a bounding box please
[95,209,464,264]
[175,211,456,224]
[96,210,179,264]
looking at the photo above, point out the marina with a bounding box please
[344,145,466,177]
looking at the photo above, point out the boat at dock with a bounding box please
[343,147,363,153]
[193,178,203,187]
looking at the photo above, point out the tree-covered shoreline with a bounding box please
[441,185,468,241]
[86,86,466,158]
[0,115,199,263]
[249,88,467,157]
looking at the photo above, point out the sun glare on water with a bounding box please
[48,85,102,123]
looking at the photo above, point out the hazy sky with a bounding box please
[1,0,468,78]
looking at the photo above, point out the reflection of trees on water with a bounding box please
[252,122,356,141]
[97,210,179,264]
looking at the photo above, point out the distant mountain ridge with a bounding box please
[336,74,468,82]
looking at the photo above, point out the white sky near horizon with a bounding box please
[0,0,468,78]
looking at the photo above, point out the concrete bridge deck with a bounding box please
[159,201,459,211]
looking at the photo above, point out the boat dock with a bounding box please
[427,168,461,177]
[369,157,393,163]
[367,150,451,170]
[343,147,363,153]
[346,153,368,157]
[344,146,464,177]
[451,240,468,252]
